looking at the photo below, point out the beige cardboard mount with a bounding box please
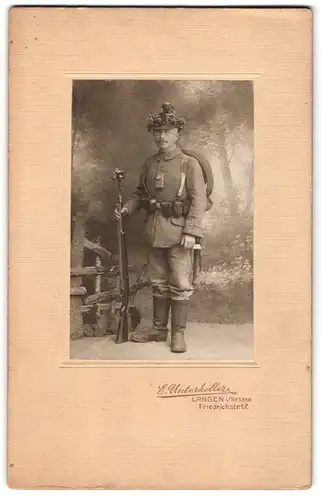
[8,7,312,489]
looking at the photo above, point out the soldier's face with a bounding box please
[153,127,179,151]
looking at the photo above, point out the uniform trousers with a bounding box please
[147,245,194,301]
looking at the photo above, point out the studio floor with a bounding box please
[70,320,253,361]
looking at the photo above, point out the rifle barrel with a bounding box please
[115,202,130,343]
[112,169,131,343]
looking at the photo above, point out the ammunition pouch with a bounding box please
[171,199,190,217]
[141,198,190,218]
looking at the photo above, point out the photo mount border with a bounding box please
[64,72,260,369]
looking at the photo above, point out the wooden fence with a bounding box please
[70,212,149,340]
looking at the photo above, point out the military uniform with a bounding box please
[123,102,207,352]
[126,147,206,299]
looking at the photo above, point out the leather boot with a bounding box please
[130,297,170,343]
[170,300,188,353]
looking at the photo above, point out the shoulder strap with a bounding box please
[177,171,187,198]
[175,154,188,199]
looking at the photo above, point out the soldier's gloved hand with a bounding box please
[181,234,196,249]
[114,207,129,221]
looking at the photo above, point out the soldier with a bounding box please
[115,102,207,353]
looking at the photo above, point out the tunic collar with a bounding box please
[158,146,182,161]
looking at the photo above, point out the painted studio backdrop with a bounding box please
[70,80,254,360]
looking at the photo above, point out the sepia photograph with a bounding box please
[8,7,311,489]
[70,79,254,361]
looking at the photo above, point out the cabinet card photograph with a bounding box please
[9,7,311,490]
[70,79,254,361]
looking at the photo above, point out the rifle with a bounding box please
[193,237,202,286]
[112,169,147,342]
[112,169,130,343]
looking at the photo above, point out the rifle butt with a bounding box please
[115,311,129,343]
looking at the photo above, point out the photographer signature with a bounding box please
[157,382,237,399]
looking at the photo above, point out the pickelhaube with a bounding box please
[147,102,185,132]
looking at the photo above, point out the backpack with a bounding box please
[181,148,214,211]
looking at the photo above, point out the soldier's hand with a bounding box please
[114,207,129,220]
[181,234,196,249]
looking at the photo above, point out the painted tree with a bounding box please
[175,80,253,216]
